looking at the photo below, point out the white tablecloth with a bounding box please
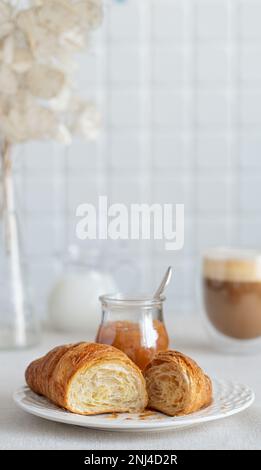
[0,315,260,450]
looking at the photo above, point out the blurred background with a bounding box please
[12,0,261,322]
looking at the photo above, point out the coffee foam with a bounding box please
[203,248,261,282]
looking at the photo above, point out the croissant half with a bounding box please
[25,342,148,415]
[144,350,212,416]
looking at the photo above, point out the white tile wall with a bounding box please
[239,0,261,39]
[196,0,229,40]
[11,0,261,319]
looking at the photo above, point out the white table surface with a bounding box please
[0,315,260,450]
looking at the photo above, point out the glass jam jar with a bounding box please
[96,294,169,370]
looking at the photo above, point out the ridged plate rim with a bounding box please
[13,379,255,432]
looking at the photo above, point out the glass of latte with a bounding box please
[202,248,261,354]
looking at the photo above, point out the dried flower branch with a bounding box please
[0,0,103,144]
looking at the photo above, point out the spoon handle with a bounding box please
[154,266,172,298]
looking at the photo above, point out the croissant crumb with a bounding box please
[144,350,212,416]
[25,342,148,415]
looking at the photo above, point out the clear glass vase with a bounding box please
[0,142,39,349]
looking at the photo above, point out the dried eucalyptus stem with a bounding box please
[1,140,12,252]
[1,140,26,345]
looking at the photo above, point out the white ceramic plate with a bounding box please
[13,379,254,432]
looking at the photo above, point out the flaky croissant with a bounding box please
[25,342,148,415]
[144,350,212,416]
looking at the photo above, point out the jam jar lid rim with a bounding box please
[99,293,166,306]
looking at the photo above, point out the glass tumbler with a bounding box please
[201,247,261,354]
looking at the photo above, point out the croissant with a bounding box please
[144,350,212,416]
[25,342,148,415]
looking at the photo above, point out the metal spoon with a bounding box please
[153,266,172,299]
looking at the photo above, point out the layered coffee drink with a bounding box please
[203,249,261,340]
